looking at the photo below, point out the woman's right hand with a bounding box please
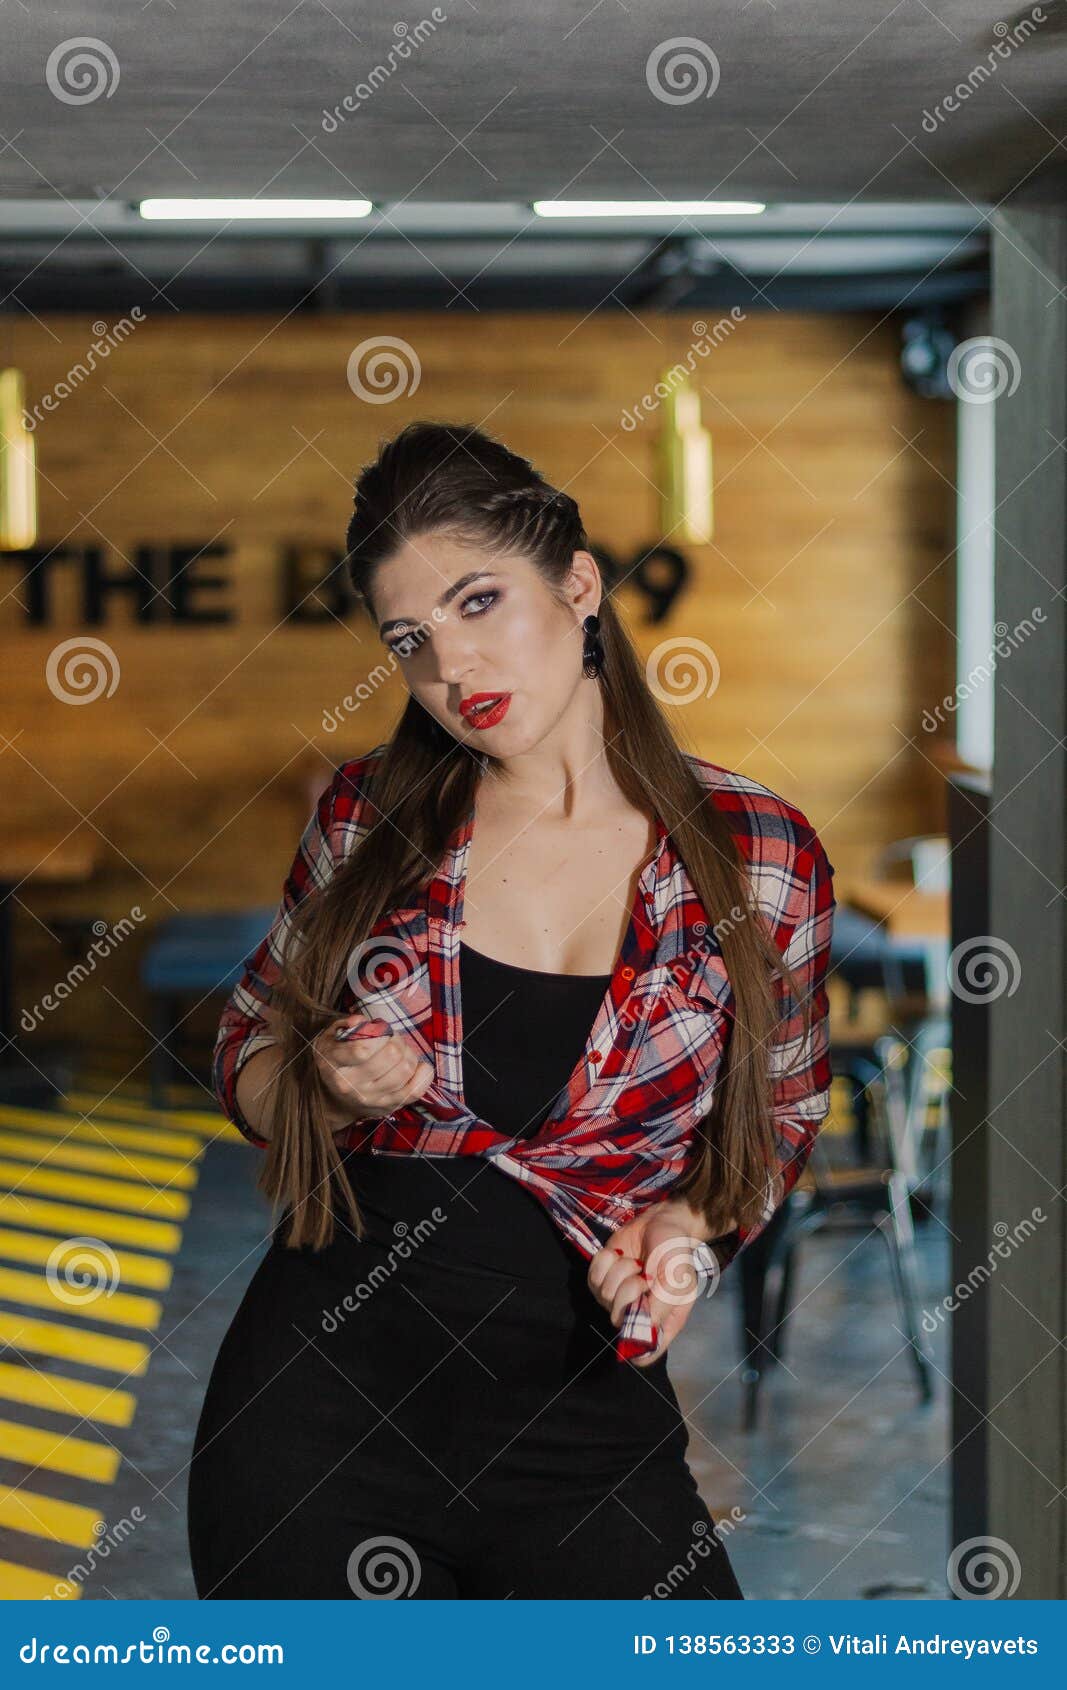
[311,1012,437,1137]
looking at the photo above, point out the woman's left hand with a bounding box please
[587,1197,714,1366]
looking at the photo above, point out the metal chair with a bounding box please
[737,1029,944,1429]
[735,902,951,1429]
[737,845,953,1426]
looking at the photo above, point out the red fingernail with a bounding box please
[612,1246,624,1255]
[636,1259,645,1270]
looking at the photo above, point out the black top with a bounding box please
[346,939,612,1280]
[458,939,612,1139]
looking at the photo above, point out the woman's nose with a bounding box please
[434,637,479,688]
[438,660,475,689]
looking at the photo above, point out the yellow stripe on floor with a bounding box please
[0,1105,204,1160]
[0,1133,198,1189]
[77,1077,207,1109]
[0,1094,201,1598]
[0,1556,80,1598]
[62,1093,237,1139]
[0,1268,162,1331]
[161,1110,230,1134]
[0,1486,104,1549]
[0,1309,151,1376]
[0,1361,135,1426]
[0,1230,172,1291]
[0,1417,120,1482]
[0,1161,189,1220]
[0,1195,180,1253]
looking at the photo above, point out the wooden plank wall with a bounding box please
[0,309,955,1069]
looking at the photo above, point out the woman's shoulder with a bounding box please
[681,752,835,886]
[331,741,389,800]
[314,742,390,852]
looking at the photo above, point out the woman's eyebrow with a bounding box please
[378,570,496,637]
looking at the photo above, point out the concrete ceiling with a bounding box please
[3,0,1066,203]
[2,0,1064,309]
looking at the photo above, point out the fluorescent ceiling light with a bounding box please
[137,198,373,220]
[533,199,765,217]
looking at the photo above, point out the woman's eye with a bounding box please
[461,590,498,618]
[388,627,428,659]
[386,591,497,657]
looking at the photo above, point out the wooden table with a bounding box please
[842,878,949,938]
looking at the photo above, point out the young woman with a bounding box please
[186,420,836,1601]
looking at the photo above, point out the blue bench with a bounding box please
[141,910,274,1107]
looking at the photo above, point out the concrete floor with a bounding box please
[0,1126,949,1600]
[670,1218,949,1599]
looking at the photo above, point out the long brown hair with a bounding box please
[261,421,812,1251]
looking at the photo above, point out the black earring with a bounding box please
[582,612,604,679]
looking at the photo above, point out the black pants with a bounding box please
[186,1154,744,1600]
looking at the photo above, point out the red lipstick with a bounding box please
[459,691,512,729]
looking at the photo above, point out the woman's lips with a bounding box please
[460,692,512,729]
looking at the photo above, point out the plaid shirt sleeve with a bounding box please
[212,770,344,1146]
[711,823,837,1274]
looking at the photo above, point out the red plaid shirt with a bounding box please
[214,745,836,1362]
